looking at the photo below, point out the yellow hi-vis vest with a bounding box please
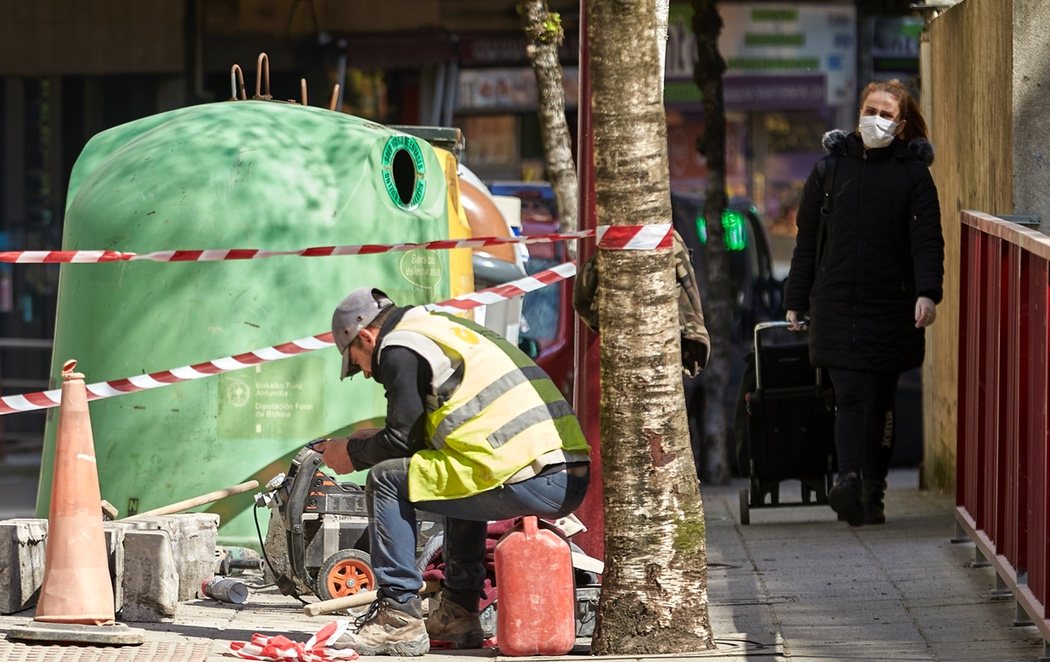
[379,307,589,502]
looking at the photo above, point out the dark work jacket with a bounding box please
[344,306,429,469]
[784,130,944,373]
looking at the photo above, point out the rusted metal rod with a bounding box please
[230,64,246,101]
[255,52,271,100]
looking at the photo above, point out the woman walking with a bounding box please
[784,79,944,526]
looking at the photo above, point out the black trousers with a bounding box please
[828,368,900,480]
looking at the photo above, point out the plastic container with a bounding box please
[201,577,249,604]
[494,516,576,656]
[37,101,465,548]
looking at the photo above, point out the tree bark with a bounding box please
[520,0,579,241]
[655,0,670,82]
[589,0,714,654]
[692,0,732,485]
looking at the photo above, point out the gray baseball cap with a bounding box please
[332,287,394,379]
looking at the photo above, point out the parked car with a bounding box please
[670,193,782,476]
[670,193,782,352]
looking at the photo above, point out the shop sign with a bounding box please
[724,74,826,110]
[456,67,580,111]
[667,3,857,107]
[866,16,922,78]
[459,33,580,66]
[664,74,826,112]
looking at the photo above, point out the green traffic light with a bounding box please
[695,209,748,251]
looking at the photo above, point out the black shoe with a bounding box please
[829,473,863,527]
[862,479,887,525]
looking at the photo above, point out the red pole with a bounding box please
[571,0,604,561]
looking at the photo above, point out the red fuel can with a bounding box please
[494,515,576,656]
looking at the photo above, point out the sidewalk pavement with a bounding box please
[0,465,1045,661]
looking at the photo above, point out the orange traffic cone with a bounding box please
[9,360,142,645]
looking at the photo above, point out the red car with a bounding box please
[489,183,576,400]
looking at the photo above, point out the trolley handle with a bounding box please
[751,320,821,392]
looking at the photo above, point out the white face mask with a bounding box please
[858,115,899,148]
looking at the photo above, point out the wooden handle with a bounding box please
[303,580,438,617]
[304,590,379,617]
[124,480,259,519]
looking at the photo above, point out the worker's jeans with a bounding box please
[364,457,589,605]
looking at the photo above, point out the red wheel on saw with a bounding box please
[318,549,375,600]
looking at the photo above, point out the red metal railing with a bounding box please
[957,210,1050,638]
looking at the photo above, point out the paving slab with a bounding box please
[700,469,1045,660]
[773,599,919,627]
[787,642,936,661]
[925,638,1046,661]
[0,465,1047,660]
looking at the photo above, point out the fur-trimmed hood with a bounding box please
[821,129,935,166]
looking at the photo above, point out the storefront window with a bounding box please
[759,110,828,239]
[458,115,520,180]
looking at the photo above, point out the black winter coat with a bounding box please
[784,130,944,373]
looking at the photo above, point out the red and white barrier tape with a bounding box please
[0,223,671,264]
[0,262,577,416]
[0,232,594,265]
[228,619,358,660]
[425,262,576,314]
[596,223,673,250]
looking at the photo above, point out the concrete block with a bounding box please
[120,529,178,622]
[0,518,48,614]
[103,526,125,610]
[107,513,219,601]
[164,514,220,601]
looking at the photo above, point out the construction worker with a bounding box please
[318,287,590,656]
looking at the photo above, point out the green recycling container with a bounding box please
[37,101,456,547]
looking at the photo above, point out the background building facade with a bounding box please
[0,0,922,454]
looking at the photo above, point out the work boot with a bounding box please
[425,589,484,649]
[331,595,429,656]
[862,478,888,525]
[828,472,863,527]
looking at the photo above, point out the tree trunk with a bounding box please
[692,0,732,485]
[589,0,714,654]
[520,0,579,241]
[655,0,670,81]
